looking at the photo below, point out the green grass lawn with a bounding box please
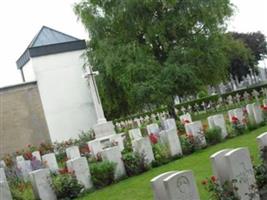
[78,126,267,200]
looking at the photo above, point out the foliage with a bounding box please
[231,116,246,135]
[152,143,171,167]
[205,126,222,145]
[179,134,195,155]
[231,32,267,63]
[9,179,35,200]
[261,105,267,122]
[254,164,267,190]
[90,161,116,189]
[227,31,267,82]
[75,0,234,118]
[51,172,84,199]
[122,152,150,177]
[202,176,239,200]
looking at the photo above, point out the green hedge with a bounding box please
[113,82,267,123]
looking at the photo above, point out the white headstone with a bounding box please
[128,128,142,141]
[29,169,57,200]
[163,170,200,200]
[16,157,32,180]
[150,171,177,200]
[66,146,81,160]
[256,132,267,150]
[225,148,260,200]
[207,114,228,139]
[100,146,126,179]
[147,123,160,135]
[179,113,192,123]
[252,103,263,124]
[132,137,155,164]
[163,118,177,131]
[87,140,103,158]
[246,104,255,123]
[210,149,233,185]
[109,134,125,152]
[0,180,12,200]
[228,108,244,124]
[41,153,58,172]
[32,151,42,161]
[159,129,182,157]
[0,160,6,168]
[184,121,206,147]
[263,99,267,106]
[0,168,12,200]
[67,157,92,189]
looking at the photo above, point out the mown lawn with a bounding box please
[78,126,267,200]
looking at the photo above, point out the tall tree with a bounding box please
[75,0,234,119]
[228,31,267,80]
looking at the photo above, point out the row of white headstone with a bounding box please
[0,102,265,199]
[151,132,267,200]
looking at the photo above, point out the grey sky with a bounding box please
[0,0,266,87]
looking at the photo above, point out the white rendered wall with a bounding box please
[31,50,97,142]
[23,60,36,82]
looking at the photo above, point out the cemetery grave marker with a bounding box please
[41,153,59,172]
[66,146,81,160]
[150,171,176,200]
[29,169,57,200]
[163,170,200,200]
[132,137,155,164]
[67,157,92,189]
[207,114,228,139]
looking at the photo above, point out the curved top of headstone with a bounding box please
[16,26,86,69]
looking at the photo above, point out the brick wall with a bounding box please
[0,82,51,157]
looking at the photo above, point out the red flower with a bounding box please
[183,119,190,124]
[211,176,217,182]
[231,116,239,124]
[149,133,158,144]
[261,105,267,111]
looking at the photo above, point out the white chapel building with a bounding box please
[15,26,97,142]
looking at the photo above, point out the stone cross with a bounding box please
[83,65,107,124]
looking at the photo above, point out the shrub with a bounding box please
[152,143,171,167]
[205,127,222,145]
[9,180,35,200]
[51,173,84,199]
[90,161,116,189]
[254,164,267,190]
[231,116,245,136]
[202,176,239,200]
[122,152,150,176]
[179,135,195,155]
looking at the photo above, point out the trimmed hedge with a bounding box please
[114,82,267,123]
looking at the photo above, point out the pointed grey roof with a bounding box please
[29,26,79,48]
[16,26,86,69]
